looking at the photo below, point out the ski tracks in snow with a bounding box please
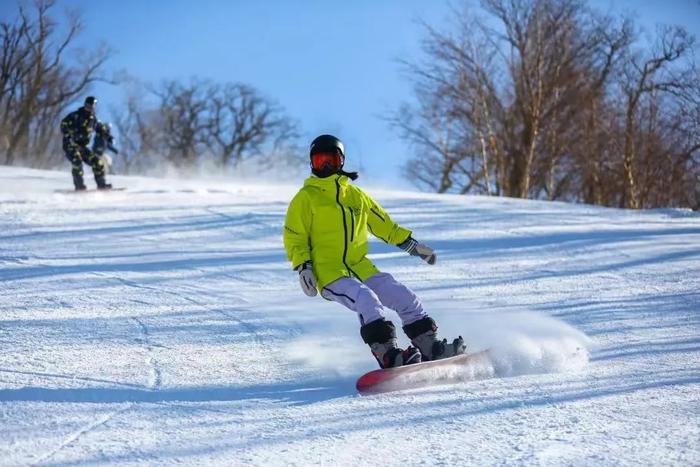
[31,406,132,466]
[29,273,169,466]
[131,316,163,390]
[91,272,165,391]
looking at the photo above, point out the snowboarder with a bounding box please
[283,134,466,369]
[92,122,119,174]
[60,96,112,190]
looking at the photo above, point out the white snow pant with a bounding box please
[321,272,427,327]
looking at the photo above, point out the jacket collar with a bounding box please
[304,174,349,189]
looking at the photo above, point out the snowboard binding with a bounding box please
[361,319,423,369]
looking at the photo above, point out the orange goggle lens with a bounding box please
[311,152,343,170]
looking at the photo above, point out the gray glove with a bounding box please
[399,237,437,265]
[296,261,318,297]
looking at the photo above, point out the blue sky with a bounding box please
[3,0,699,187]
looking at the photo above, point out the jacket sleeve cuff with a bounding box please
[391,227,413,246]
[292,255,311,271]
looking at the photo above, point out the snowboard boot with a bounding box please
[72,172,87,191]
[361,319,422,369]
[403,317,467,361]
[370,341,422,369]
[95,174,112,190]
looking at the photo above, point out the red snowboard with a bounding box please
[356,349,493,394]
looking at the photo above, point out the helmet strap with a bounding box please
[338,169,359,181]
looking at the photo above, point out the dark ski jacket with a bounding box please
[60,107,101,147]
[92,125,119,155]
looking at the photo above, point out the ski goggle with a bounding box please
[311,152,343,171]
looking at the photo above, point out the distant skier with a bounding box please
[60,96,112,190]
[92,122,119,174]
[283,134,466,369]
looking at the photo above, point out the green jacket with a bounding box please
[283,174,412,290]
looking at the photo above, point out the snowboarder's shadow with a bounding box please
[0,378,357,407]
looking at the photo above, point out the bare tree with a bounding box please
[206,83,299,169]
[110,92,162,174]
[573,14,633,206]
[151,78,214,169]
[0,0,113,167]
[392,11,506,195]
[113,78,300,174]
[395,0,699,209]
[617,25,696,208]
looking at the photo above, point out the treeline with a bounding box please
[0,0,301,175]
[3,0,699,208]
[110,79,301,174]
[394,0,700,209]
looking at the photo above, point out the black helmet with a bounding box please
[309,134,345,178]
[84,96,97,108]
[96,121,111,134]
[310,134,344,157]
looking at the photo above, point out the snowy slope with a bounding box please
[0,166,698,466]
